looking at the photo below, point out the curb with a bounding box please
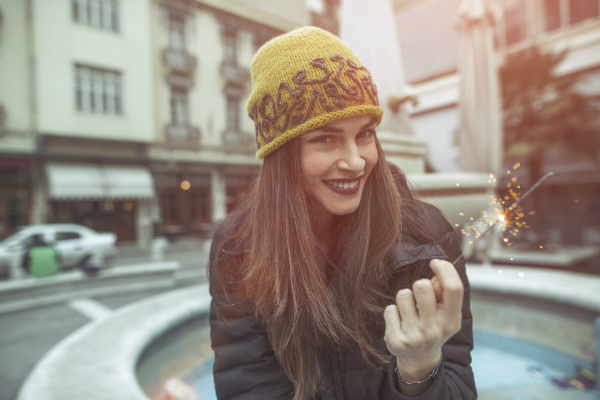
[0,262,180,314]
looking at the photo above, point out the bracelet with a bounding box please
[395,354,442,385]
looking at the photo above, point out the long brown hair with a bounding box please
[214,135,427,399]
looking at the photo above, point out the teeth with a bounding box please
[325,180,358,189]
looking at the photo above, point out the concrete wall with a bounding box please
[0,0,36,154]
[0,0,32,133]
[228,0,309,27]
[31,0,155,143]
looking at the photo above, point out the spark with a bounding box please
[518,272,524,277]
[453,172,554,266]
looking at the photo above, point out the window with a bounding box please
[569,0,599,25]
[223,30,238,65]
[72,0,120,32]
[168,14,186,52]
[542,0,562,31]
[504,2,527,46]
[170,87,189,126]
[226,97,240,132]
[56,232,82,241]
[75,65,123,115]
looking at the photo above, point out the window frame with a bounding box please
[72,0,121,33]
[75,64,124,116]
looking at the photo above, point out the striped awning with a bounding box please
[45,163,154,200]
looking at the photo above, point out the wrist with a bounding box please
[395,351,442,383]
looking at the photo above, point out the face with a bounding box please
[300,114,379,223]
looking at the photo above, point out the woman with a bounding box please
[209,26,477,400]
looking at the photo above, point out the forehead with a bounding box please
[308,115,378,135]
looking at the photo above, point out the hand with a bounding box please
[383,259,464,382]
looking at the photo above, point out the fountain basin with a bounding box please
[17,266,600,400]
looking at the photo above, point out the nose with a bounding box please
[336,142,365,173]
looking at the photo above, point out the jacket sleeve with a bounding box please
[383,203,478,400]
[209,223,295,400]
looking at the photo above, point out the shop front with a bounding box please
[44,163,156,246]
[154,172,212,237]
[0,159,37,240]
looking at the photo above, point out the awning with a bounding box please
[45,163,155,200]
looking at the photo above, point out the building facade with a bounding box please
[0,0,308,246]
[394,0,600,246]
[395,0,600,173]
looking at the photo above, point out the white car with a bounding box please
[0,224,118,278]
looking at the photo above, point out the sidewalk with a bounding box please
[114,238,211,270]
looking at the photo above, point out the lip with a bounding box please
[323,175,363,196]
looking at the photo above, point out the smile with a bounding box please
[323,176,362,195]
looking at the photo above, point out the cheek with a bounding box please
[301,151,329,189]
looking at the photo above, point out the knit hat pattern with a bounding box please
[247,26,384,159]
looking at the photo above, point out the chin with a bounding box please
[327,202,360,216]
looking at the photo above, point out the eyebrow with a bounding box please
[310,116,378,134]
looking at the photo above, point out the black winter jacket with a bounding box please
[209,165,477,400]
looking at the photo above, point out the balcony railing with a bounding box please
[165,124,200,148]
[220,61,250,86]
[222,129,255,154]
[162,48,197,75]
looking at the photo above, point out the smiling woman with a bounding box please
[209,27,477,400]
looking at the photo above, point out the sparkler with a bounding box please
[452,171,554,266]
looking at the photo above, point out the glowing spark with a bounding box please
[498,270,503,273]
[518,272,524,277]
[456,183,460,186]
[539,245,543,249]
[453,172,554,266]
[459,212,464,216]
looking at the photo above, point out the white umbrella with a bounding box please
[456,0,503,174]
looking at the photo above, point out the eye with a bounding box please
[357,129,375,140]
[311,135,333,144]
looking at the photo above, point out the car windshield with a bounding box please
[1,230,34,246]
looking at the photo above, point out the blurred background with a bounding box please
[0,0,599,399]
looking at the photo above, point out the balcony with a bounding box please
[165,124,200,148]
[162,48,197,76]
[222,129,255,154]
[220,61,250,87]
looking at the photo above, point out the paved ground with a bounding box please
[0,247,208,400]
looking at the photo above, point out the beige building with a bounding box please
[0,0,308,246]
[394,0,600,173]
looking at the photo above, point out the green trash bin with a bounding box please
[28,246,60,278]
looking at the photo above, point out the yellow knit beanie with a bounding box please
[248,26,384,159]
